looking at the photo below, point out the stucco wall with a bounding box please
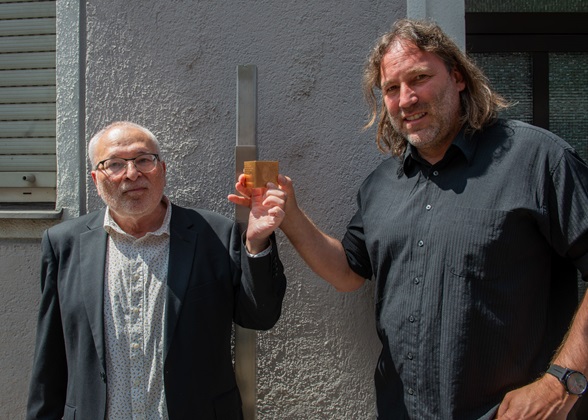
[1,0,410,418]
[83,1,400,418]
[0,239,41,419]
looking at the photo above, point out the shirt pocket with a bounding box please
[442,207,511,281]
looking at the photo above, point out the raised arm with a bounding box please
[230,174,365,292]
[228,175,286,254]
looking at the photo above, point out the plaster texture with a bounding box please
[0,0,422,418]
[82,2,398,418]
[0,240,41,419]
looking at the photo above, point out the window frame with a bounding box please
[466,12,588,129]
[0,0,84,234]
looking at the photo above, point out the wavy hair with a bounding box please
[363,19,509,156]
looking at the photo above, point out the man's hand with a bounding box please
[495,374,577,419]
[228,174,287,254]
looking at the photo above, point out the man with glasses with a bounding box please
[27,121,287,419]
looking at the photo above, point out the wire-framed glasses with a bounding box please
[95,153,160,176]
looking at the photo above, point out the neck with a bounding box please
[415,123,464,165]
[111,200,167,238]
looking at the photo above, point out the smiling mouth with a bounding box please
[405,112,426,121]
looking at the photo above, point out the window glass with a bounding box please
[465,0,588,13]
[470,52,533,123]
[549,52,588,162]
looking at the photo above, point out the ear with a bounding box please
[161,161,167,187]
[91,171,101,196]
[452,68,466,92]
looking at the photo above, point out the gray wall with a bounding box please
[85,1,399,417]
[1,1,408,418]
[0,239,42,419]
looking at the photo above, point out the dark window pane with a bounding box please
[465,0,588,13]
[470,52,533,122]
[549,52,588,162]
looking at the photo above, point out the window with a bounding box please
[465,5,588,309]
[0,0,56,209]
[465,12,588,160]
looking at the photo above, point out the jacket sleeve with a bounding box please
[26,230,68,420]
[232,224,287,331]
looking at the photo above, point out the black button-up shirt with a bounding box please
[342,120,588,419]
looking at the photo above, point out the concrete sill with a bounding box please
[0,209,63,220]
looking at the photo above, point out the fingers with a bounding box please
[234,179,251,197]
[229,173,292,210]
[267,206,285,219]
[237,173,248,186]
[227,193,251,207]
[261,183,287,209]
[277,174,292,192]
[227,176,253,208]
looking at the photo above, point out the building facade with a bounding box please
[1,0,585,418]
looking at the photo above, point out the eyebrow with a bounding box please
[381,65,433,91]
[104,149,155,159]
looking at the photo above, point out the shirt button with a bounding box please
[413,277,420,285]
[417,240,424,247]
[409,315,416,322]
[432,170,439,176]
[407,352,414,360]
[425,204,432,210]
[132,343,140,349]
[408,388,415,395]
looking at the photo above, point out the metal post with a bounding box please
[234,64,258,420]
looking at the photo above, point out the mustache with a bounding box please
[120,182,149,192]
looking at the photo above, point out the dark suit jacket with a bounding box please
[27,204,286,419]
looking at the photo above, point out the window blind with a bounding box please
[0,0,56,204]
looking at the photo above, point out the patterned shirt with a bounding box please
[103,198,172,420]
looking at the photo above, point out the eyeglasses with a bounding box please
[95,153,160,176]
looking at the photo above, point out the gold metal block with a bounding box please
[243,161,279,188]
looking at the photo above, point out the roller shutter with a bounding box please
[0,0,56,204]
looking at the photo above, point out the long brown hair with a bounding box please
[363,19,509,156]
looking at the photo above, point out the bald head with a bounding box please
[88,122,161,167]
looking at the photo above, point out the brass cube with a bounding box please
[243,161,279,188]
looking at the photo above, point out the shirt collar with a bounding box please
[103,196,172,237]
[451,126,478,164]
[399,125,477,177]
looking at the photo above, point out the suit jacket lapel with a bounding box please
[165,205,198,359]
[80,209,108,372]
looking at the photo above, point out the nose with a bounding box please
[123,160,141,180]
[398,84,418,108]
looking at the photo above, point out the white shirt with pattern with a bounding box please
[103,198,172,420]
